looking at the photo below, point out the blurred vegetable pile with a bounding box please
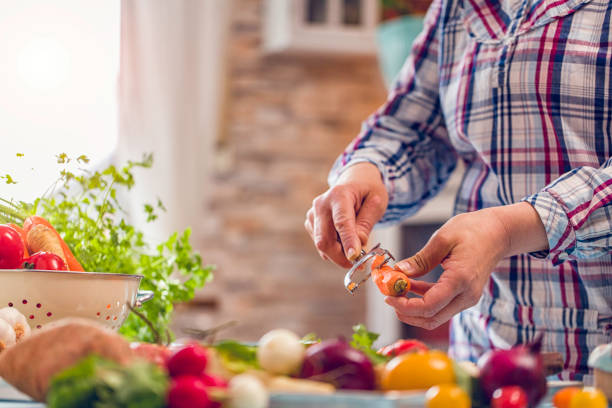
[0,153,213,342]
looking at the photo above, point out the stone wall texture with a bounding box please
[172,0,387,342]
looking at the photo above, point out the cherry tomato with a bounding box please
[378,339,429,357]
[22,252,67,271]
[570,387,608,408]
[381,350,455,391]
[552,386,581,408]
[167,376,210,408]
[166,344,208,378]
[0,225,24,269]
[425,384,470,408]
[491,386,529,408]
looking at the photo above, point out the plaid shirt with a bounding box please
[330,0,612,381]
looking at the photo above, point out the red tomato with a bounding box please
[22,252,67,271]
[378,339,429,357]
[166,344,208,378]
[131,342,172,368]
[167,376,210,408]
[492,386,529,408]
[0,225,25,269]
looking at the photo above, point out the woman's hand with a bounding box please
[387,202,549,330]
[305,162,388,267]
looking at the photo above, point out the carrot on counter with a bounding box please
[371,264,410,297]
[7,223,28,258]
[23,216,84,272]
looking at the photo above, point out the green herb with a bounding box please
[301,332,321,344]
[350,324,389,365]
[47,355,168,408]
[0,153,213,342]
[213,340,259,373]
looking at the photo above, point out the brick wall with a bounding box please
[172,0,387,342]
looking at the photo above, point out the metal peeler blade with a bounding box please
[343,243,395,294]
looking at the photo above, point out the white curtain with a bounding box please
[118,0,232,240]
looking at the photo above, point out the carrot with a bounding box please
[25,225,67,264]
[371,254,387,270]
[23,216,84,272]
[7,224,28,258]
[371,265,410,297]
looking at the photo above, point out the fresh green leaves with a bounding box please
[351,324,389,365]
[213,340,259,373]
[47,355,168,408]
[0,153,213,342]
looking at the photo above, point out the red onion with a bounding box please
[299,338,375,390]
[478,336,547,407]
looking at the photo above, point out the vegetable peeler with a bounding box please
[343,243,395,294]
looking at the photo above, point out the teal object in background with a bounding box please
[376,16,425,88]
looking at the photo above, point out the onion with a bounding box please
[477,336,547,407]
[299,337,375,390]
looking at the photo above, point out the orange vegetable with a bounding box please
[371,254,387,270]
[7,223,28,258]
[371,264,410,296]
[23,216,84,272]
[552,387,581,408]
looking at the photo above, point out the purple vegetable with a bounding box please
[478,336,547,407]
[299,338,375,390]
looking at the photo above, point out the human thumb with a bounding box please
[395,231,453,277]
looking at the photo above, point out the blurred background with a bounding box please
[0,0,461,348]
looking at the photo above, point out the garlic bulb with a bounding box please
[0,319,16,352]
[0,307,31,342]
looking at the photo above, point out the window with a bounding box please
[0,0,120,202]
[264,0,379,54]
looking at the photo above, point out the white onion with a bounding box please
[257,329,305,375]
[0,307,30,342]
[228,374,269,408]
[0,319,16,352]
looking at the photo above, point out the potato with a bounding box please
[0,318,133,401]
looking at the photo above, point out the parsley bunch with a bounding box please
[0,153,213,342]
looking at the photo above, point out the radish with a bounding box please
[256,329,305,375]
[167,375,210,408]
[228,374,268,408]
[166,344,208,378]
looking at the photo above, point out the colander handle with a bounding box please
[135,290,155,308]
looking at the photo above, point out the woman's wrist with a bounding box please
[492,202,549,258]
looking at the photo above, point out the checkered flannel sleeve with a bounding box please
[328,0,458,225]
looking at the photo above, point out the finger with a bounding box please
[313,204,352,268]
[395,292,472,330]
[385,279,460,318]
[330,197,360,261]
[405,279,434,296]
[304,209,314,239]
[355,193,386,245]
[394,231,454,278]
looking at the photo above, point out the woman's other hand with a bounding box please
[387,202,549,329]
[305,162,388,267]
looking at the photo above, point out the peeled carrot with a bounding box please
[7,224,28,258]
[371,254,387,270]
[23,216,84,272]
[371,264,410,297]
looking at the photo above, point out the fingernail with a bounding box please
[347,248,357,261]
[396,261,413,274]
